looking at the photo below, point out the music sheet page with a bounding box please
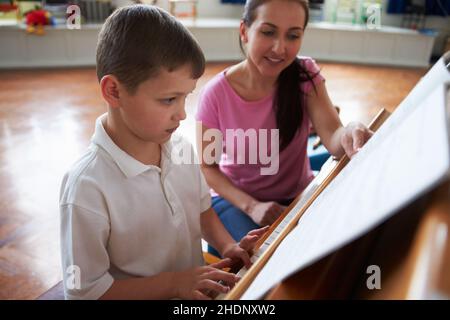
[242,62,450,299]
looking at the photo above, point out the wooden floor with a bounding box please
[0,62,427,299]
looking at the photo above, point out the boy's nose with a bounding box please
[174,105,187,121]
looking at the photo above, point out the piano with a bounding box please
[216,52,450,300]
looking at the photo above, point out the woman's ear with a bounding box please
[100,75,122,109]
[239,20,248,44]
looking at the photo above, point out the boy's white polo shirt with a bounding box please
[60,114,211,300]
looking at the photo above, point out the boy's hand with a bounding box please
[175,258,240,300]
[221,226,270,269]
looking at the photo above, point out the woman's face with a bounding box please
[241,0,306,78]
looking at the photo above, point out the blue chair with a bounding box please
[307,134,330,172]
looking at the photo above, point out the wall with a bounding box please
[158,0,449,57]
[137,0,243,18]
[197,0,244,18]
[0,0,437,68]
[379,0,450,57]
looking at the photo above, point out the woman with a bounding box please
[196,0,372,255]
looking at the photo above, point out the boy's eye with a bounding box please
[161,97,176,105]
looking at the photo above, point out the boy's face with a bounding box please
[118,64,197,144]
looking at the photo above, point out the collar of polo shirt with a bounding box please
[91,114,173,179]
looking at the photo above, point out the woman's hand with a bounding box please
[221,226,270,269]
[174,258,239,300]
[340,122,373,158]
[246,201,286,226]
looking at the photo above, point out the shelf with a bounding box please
[0,19,436,68]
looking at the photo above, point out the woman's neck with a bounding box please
[240,59,278,92]
[225,60,278,101]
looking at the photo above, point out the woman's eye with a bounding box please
[262,30,275,37]
[288,34,301,40]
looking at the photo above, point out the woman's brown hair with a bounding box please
[240,0,319,150]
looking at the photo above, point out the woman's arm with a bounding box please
[197,124,258,213]
[197,124,284,226]
[306,81,372,158]
[306,80,345,157]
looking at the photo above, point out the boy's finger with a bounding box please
[247,225,270,236]
[242,235,258,243]
[193,290,212,300]
[210,258,233,270]
[236,250,251,269]
[202,269,239,285]
[240,235,258,250]
[199,279,230,294]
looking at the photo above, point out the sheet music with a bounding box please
[242,58,450,300]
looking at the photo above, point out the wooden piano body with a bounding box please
[266,180,450,300]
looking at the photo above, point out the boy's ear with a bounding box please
[239,20,248,44]
[100,75,122,109]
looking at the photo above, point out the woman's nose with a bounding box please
[272,37,286,55]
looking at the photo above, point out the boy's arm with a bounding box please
[200,208,268,269]
[62,204,235,300]
[99,272,177,300]
[61,204,178,299]
[61,203,114,300]
[100,259,239,300]
[196,146,236,255]
[200,207,236,257]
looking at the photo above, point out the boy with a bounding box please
[59,5,267,300]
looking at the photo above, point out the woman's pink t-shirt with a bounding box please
[196,57,325,202]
